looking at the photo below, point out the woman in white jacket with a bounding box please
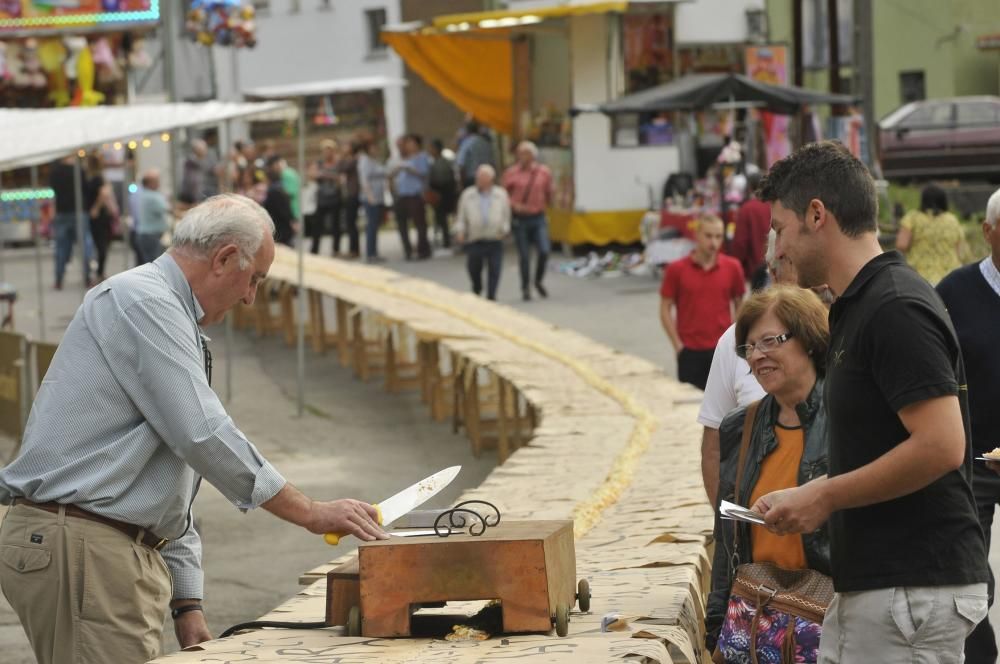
[455,164,511,300]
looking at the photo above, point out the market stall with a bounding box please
[575,71,856,266]
[0,1,160,109]
[383,1,693,250]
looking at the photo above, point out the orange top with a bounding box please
[748,425,808,569]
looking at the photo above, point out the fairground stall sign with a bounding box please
[0,1,159,36]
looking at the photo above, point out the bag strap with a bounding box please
[728,399,761,576]
[519,166,539,205]
[733,400,761,503]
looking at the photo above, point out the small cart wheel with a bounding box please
[555,604,570,637]
[347,605,362,637]
[576,578,591,612]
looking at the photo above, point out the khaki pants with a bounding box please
[0,504,171,664]
[819,584,988,663]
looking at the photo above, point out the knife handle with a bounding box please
[324,504,382,546]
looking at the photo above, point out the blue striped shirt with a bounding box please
[0,254,286,599]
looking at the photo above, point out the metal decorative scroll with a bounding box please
[433,501,501,537]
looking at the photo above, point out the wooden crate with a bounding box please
[326,520,578,638]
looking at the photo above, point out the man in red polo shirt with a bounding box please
[502,141,554,301]
[659,215,746,389]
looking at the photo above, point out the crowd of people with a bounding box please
[663,140,1000,663]
[47,120,559,305]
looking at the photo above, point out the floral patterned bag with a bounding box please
[715,562,833,663]
[714,402,834,664]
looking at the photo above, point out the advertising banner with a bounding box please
[745,44,791,167]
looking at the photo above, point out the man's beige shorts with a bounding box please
[819,583,988,663]
[0,503,171,664]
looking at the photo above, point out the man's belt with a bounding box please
[12,498,169,550]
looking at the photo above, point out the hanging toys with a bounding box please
[37,38,71,106]
[312,95,338,126]
[68,39,105,107]
[185,1,257,48]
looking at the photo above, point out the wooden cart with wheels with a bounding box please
[326,520,585,638]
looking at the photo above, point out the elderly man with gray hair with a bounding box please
[456,164,511,300]
[0,194,386,664]
[937,188,1000,663]
[502,140,554,301]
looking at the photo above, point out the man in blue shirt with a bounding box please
[0,194,386,663]
[391,134,431,260]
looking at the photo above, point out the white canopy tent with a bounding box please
[0,100,300,405]
[0,101,296,171]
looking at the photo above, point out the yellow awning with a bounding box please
[432,1,628,32]
[382,31,513,135]
[383,1,631,136]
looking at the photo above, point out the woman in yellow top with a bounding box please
[895,184,963,285]
[706,286,830,662]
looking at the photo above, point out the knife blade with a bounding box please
[324,465,461,545]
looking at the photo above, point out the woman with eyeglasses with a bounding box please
[706,285,832,663]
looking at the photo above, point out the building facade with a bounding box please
[211,0,407,153]
[766,0,999,120]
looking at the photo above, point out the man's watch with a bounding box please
[171,604,204,620]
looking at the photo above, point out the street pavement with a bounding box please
[0,229,997,660]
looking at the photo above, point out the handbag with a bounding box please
[714,401,834,664]
[423,189,441,206]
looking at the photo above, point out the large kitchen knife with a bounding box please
[324,465,461,545]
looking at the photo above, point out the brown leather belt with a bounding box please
[12,498,169,551]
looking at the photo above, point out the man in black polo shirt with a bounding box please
[749,141,988,661]
[938,187,1000,664]
[49,155,92,289]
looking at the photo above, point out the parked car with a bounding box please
[878,96,1000,182]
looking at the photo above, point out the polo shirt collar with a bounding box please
[153,253,206,324]
[688,252,720,272]
[836,251,904,302]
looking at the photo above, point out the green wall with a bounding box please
[872,0,954,118]
[765,0,999,120]
[951,0,1000,97]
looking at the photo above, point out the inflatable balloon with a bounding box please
[186,1,257,49]
[71,44,105,106]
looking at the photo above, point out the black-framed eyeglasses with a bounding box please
[737,332,794,360]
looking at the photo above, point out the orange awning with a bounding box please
[383,1,632,136]
[382,31,513,135]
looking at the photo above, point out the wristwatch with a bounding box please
[171,604,204,620]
